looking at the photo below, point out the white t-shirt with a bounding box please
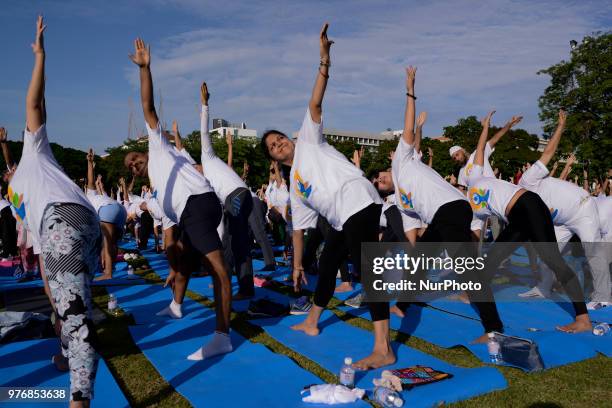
[7,124,95,245]
[200,106,247,203]
[0,199,10,213]
[290,109,382,231]
[268,180,291,221]
[146,197,175,230]
[380,194,422,231]
[86,188,118,213]
[392,137,466,224]
[458,142,495,188]
[465,164,520,223]
[146,123,213,223]
[518,160,589,225]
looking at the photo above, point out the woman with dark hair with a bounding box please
[261,23,390,369]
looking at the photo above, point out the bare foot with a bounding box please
[335,282,353,293]
[353,349,396,370]
[390,305,405,318]
[557,315,592,333]
[290,319,320,336]
[52,354,69,372]
[448,291,470,304]
[471,333,490,344]
[94,274,113,281]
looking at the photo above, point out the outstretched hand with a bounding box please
[172,120,179,136]
[558,109,567,126]
[427,147,433,157]
[416,111,428,128]
[506,115,523,128]
[31,15,47,54]
[86,148,94,163]
[0,128,7,143]
[481,110,496,128]
[200,82,210,106]
[128,38,151,67]
[406,66,417,91]
[319,23,334,60]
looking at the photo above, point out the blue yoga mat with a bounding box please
[0,338,128,407]
[247,310,506,407]
[341,303,599,370]
[128,313,366,407]
[106,284,211,324]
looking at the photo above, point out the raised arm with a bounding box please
[559,153,575,180]
[414,111,427,153]
[129,38,158,129]
[0,128,14,170]
[226,131,233,167]
[488,115,523,148]
[241,161,249,181]
[172,120,183,151]
[199,82,217,161]
[271,160,283,187]
[26,16,47,132]
[86,149,95,190]
[427,147,434,168]
[549,161,559,177]
[402,66,417,145]
[583,169,589,192]
[309,23,333,124]
[539,110,567,167]
[474,111,495,166]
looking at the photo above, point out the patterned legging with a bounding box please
[41,203,101,401]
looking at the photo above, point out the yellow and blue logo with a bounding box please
[550,208,558,221]
[399,188,414,209]
[7,185,25,222]
[294,170,312,199]
[469,187,490,211]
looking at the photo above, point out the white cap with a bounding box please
[391,395,404,407]
[449,145,463,157]
[344,357,352,365]
[487,332,495,338]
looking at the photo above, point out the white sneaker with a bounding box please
[586,301,611,311]
[518,286,548,298]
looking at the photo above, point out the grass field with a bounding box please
[88,267,611,408]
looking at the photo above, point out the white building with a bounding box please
[292,128,397,147]
[212,126,258,140]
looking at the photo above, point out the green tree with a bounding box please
[538,31,612,180]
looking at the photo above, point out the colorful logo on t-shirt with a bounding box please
[7,185,25,222]
[294,170,312,199]
[468,187,490,211]
[549,208,558,221]
[399,188,414,209]
[464,163,474,177]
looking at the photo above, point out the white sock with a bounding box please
[156,300,183,319]
[187,331,233,361]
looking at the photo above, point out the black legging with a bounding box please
[223,188,254,296]
[482,191,587,316]
[381,206,408,243]
[313,203,386,320]
[303,216,351,281]
[138,210,154,250]
[399,200,504,333]
[0,206,17,258]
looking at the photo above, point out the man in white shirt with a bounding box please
[125,37,232,361]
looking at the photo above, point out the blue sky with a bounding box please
[0,0,609,153]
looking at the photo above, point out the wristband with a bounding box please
[318,68,329,79]
[406,92,417,100]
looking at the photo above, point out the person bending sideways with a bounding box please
[85,149,127,280]
[262,24,392,370]
[373,66,504,343]
[124,37,232,360]
[9,16,102,406]
[465,110,591,333]
[517,111,610,310]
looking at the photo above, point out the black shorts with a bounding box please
[179,192,223,256]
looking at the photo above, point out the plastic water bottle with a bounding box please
[373,386,403,407]
[108,294,119,317]
[487,332,502,364]
[593,322,610,336]
[339,357,355,388]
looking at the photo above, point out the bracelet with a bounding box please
[319,68,329,79]
[406,92,417,99]
[320,59,331,67]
